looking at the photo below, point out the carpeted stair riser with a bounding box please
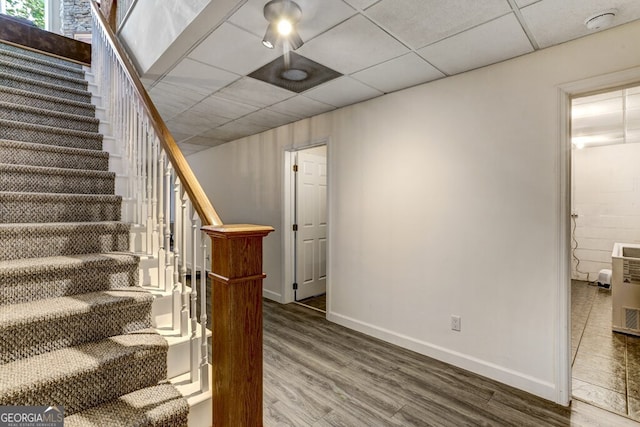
[65,383,189,427]
[0,42,188,425]
[0,86,95,117]
[0,73,91,103]
[0,331,167,415]
[0,253,139,306]
[0,102,99,132]
[0,140,108,171]
[0,119,102,150]
[0,164,114,195]
[0,60,87,91]
[0,192,121,223]
[0,289,153,364]
[0,222,130,261]
[0,49,85,79]
[0,42,83,69]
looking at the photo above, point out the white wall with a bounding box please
[186,21,640,402]
[572,143,640,281]
[119,0,243,77]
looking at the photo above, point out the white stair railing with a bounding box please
[91,5,212,393]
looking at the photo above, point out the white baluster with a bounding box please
[180,193,189,337]
[157,150,166,291]
[172,176,182,331]
[164,163,173,293]
[190,209,199,382]
[145,125,153,256]
[151,136,159,256]
[200,232,209,392]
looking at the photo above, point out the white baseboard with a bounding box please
[263,289,282,303]
[327,311,558,403]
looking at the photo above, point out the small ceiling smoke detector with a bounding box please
[584,9,617,31]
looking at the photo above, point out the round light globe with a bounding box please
[277,19,293,36]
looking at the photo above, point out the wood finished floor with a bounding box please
[263,299,639,426]
[572,280,640,421]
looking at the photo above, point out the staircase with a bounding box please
[0,41,202,425]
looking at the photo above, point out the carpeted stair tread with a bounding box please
[0,163,114,194]
[0,42,83,69]
[0,85,95,117]
[0,139,108,171]
[0,101,99,132]
[65,383,189,427]
[0,330,168,415]
[0,252,139,305]
[0,288,153,363]
[0,191,122,223]
[0,46,86,79]
[0,59,87,91]
[0,71,91,103]
[0,119,102,150]
[0,41,190,424]
[0,221,130,261]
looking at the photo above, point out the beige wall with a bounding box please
[187,20,640,402]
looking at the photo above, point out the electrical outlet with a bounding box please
[451,315,461,332]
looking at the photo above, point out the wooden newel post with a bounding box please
[202,224,274,427]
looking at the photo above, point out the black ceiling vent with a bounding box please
[248,52,342,93]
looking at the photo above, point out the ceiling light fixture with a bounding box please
[262,0,304,50]
[584,9,617,31]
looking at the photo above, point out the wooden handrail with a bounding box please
[89,0,222,226]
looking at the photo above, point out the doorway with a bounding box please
[283,144,328,312]
[569,84,640,420]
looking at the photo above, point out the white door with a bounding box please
[295,148,327,300]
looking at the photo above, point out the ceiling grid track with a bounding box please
[506,0,540,50]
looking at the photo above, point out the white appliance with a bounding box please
[612,243,640,336]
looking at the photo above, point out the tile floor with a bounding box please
[572,279,640,420]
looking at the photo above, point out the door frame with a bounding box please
[557,66,640,406]
[282,138,330,306]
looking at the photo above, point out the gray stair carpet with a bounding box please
[0,41,188,425]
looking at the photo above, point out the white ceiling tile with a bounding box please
[366,0,511,48]
[303,76,383,107]
[192,95,260,120]
[521,0,640,48]
[187,22,282,75]
[227,0,275,37]
[216,77,296,108]
[229,0,356,42]
[203,120,270,141]
[297,14,409,74]
[167,130,193,143]
[343,0,380,10]
[268,95,336,118]
[167,109,231,136]
[351,53,444,93]
[162,58,240,95]
[149,81,208,120]
[240,109,299,127]
[514,0,539,7]
[296,0,358,42]
[182,136,227,147]
[141,77,156,88]
[417,14,533,75]
[180,142,213,155]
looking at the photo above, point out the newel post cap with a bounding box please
[201,224,274,238]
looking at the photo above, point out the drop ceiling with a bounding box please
[136,0,640,155]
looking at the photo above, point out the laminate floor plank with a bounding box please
[264,299,640,426]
